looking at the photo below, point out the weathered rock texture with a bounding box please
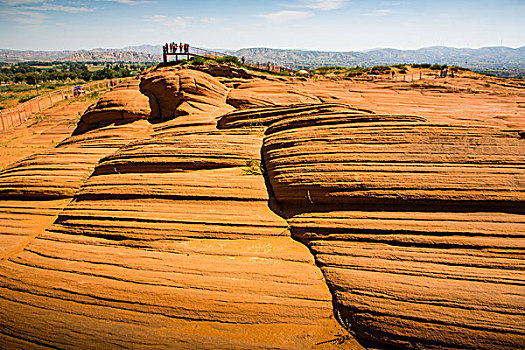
[140,67,230,122]
[259,111,525,349]
[226,80,321,109]
[73,79,151,135]
[0,120,152,199]
[190,62,277,80]
[0,84,153,308]
[0,67,361,349]
[1,64,523,349]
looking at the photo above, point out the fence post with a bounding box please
[0,111,4,131]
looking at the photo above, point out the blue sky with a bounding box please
[0,0,524,51]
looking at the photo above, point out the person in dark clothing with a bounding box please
[241,56,245,64]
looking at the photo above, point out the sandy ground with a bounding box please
[291,74,524,130]
[0,98,94,170]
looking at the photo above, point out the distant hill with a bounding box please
[59,50,161,63]
[122,44,162,55]
[0,48,161,63]
[1,45,524,77]
[229,46,525,70]
[0,49,78,62]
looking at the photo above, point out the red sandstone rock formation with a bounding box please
[258,110,525,349]
[73,79,151,135]
[139,67,230,122]
[0,67,361,349]
[0,64,523,349]
[226,80,321,109]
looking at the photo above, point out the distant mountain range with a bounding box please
[0,48,161,63]
[1,45,524,76]
[230,46,525,70]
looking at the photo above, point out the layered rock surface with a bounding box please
[258,111,525,349]
[1,64,523,349]
[73,79,151,135]
[0,67,360,349]
[226,80,321,109]
[0,123,152,266]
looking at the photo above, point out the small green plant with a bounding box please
[370,65,391,74]
[245,116,264,129]
[175,59,189,66]
[18,94,38,103]
[484,83,491,87]
[68,112,82,128]
[192,56,206,65]
[215,55,240,65]
[346,66,370,77]
[242,158,263,175]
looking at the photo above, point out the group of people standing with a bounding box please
[163,42,189,54]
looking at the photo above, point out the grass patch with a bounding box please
[242,158,263,176]
[18,94,38,103]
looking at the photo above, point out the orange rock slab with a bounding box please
[262,112,525,349]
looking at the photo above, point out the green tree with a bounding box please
[0,73,9,84]
[25,72,39,85]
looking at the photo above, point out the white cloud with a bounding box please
[362,9,392,16]
[200,17,223,24]
[104,0,153,5]
[0,0,42,5]
[144,15,193,27]
[20,3,94,13]
[380,1,406,6]
[259,10,313,23]
[299,0,346,10]
[144,14,167,22]
[5,8,47,24]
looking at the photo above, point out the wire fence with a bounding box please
[0,79,126,132]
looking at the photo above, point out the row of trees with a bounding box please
[0,62,150,85]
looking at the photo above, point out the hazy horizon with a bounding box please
[3,43,525,53]
[0,0,524,52]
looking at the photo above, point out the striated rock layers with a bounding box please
[226,80,321,110]
[139,67,230,122]
[258,110,525,349]
[73,79,151,135]
[0,67,360,349]
[1,64,523,349]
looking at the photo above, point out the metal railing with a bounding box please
[166,45,294,74]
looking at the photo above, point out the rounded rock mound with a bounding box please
[73,79,151,135]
